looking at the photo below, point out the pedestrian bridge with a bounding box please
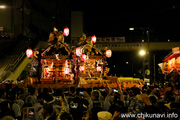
[95,42,180,52]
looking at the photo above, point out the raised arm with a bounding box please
[117,82,124,102]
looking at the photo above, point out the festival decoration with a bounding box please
[76,47,82,56]
[64,67,69,74]
[63,27,69,36]
[79,66,85,71]
[97,66,102,72]
[91,35,96,43]
[81,54,86,61]
[26,48,33,58]
[106,49,112,58]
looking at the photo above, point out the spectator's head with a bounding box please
[91,90,100,100]
[42,103,53,118]
[44,94,54,104]
[97,111,112,120]
[69,87,75,94]
[0,115,15,120]
[28,86,35,95]
[133,87,141,96]
[149,95,157,105]
[75,88,81,96]
[37,93,44,104]
[146,89,152,95]
[53,89,63,97]
[60,112,73,120]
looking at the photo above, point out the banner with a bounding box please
[97,37,125,42]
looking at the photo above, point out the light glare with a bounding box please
[139,50,146,56]
[129,28,134,30]
[0,5,6,9]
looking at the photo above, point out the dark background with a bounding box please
[71,0,180,78]
[71,0,180,41]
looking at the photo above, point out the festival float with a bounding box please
[159,46,180,87]
[25,27,119,88]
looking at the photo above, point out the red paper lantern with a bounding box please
[44,67,50,76]
[81,54,86,61]
[76,47,82,56]
[91,35,96,43]
[97,66,102,72]
[26,48,33,58]
[63,27,69,36]
[79,66,85,71]
[64,67,69,74]
[106,49,112,58]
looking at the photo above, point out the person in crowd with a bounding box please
[128,87,145,114]
[0,80,179,120]
[42,103,56,120]
[0,115,16,120]
[25,86,38,106]
[33,93,43,119]
[0,88,6,103]
[0,101,15,119]
[7,90,22,120]
[59,112,73,120]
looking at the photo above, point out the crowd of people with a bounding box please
[0,82,180,120]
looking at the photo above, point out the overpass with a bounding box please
[71,37,180,51]
[95,42,180,52]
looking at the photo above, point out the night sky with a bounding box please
[72,0,180,41]
[71,1,180,77]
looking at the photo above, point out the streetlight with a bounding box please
[139,50,146,79]
[139,50,146,56]
[0,5,6,9]
[129,27,150,78]
[129,28,134,30]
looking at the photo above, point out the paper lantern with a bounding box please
[76,47,82,56]
[97,66,102,72]
[64,67,69,74]
[26,48,33,58]
[81,54,86,61]
[44,67,50,76]
[91,35,96,43]
[79,66,85,71]
[63,27,69,36]
[106,49,112,58]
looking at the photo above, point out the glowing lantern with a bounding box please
[91,35,96,43]
[63,27,69,36]
[26,48,33,58]
[64,67,69,74]
[81,54,86,61]
[44,67,50,77]
[76,47,82,56]
[79,66,85,71]
[97,66,102,72]
[106,49,112,58]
